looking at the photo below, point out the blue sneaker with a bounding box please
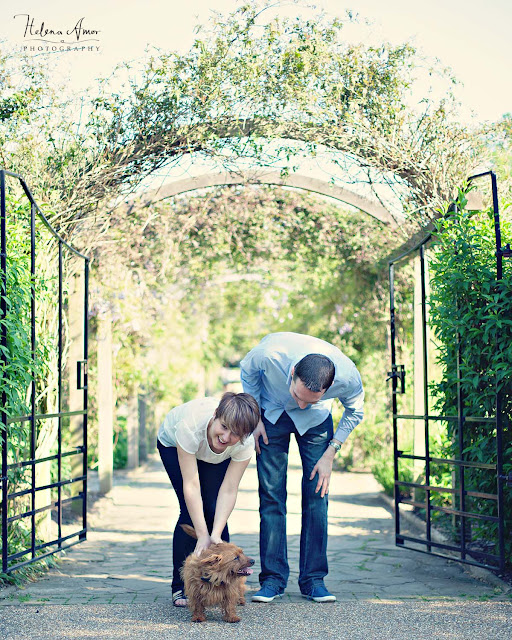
[251,584,284,603]
[302,585,336,602]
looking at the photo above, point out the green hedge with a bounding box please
[428,189,512,565]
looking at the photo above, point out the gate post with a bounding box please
[69,271,86,513]
[413,254,426,480]
[97,307,114,493]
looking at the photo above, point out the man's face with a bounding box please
[289,374,326,409]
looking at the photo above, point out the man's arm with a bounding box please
[240,348,268,454]
[333,386,365,443]
[239,348,263,406]
[310,372,364,498]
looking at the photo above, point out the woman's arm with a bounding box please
[210,458,251,542]
[176,445,211,555]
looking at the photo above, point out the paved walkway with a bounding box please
[1,443,510,639]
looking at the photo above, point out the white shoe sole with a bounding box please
[252,593,283,603]
[302,594,336,602]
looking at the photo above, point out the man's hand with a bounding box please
[253,419,268,455]
[194,534,213,556]
[309,445,338,498]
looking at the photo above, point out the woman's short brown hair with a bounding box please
[214,392,260,441]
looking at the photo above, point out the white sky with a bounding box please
[1,0,511,124]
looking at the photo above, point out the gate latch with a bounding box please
[386,364,406,394]
[499,471,512,487]
[77,360,88,390]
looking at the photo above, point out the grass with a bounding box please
[356,559,371,571]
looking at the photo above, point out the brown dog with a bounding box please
[180,524,254,623]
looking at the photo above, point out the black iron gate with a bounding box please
[388,171,510,572]
[1,169,89,574]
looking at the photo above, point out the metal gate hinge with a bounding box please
[498,244,511,257]
[499,472,512,487]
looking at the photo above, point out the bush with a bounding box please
[113,416,128,469]
[372,452,414,498]
[372,456,395,497]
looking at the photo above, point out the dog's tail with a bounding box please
[180,524,197,539]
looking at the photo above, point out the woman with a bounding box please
[157,392,260,607]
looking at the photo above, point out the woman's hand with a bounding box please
[210,533,223,545]
[194,533,213,556]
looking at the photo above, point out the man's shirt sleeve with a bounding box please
[334,369,365,443]
[240,348,263,408]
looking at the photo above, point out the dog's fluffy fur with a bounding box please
[180,524,254,623]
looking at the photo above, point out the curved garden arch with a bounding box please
[124,169,402,227]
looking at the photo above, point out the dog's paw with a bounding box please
[238,597,246,606]
[224,615,241,623]
[191,614,206,623]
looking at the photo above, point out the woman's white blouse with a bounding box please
[157,396,254,463]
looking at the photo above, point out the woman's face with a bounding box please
[207,417,241,453]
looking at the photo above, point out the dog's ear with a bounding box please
[200,553,222,566]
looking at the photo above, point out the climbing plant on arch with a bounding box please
[26,2,476,240]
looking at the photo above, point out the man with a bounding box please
[240,332,364,603]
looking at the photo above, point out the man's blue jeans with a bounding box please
[257,411,333,594]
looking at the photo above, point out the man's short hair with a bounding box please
[214,392,260,441]
[293,354,335,392]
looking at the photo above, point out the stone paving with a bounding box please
[0,442,510,639]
